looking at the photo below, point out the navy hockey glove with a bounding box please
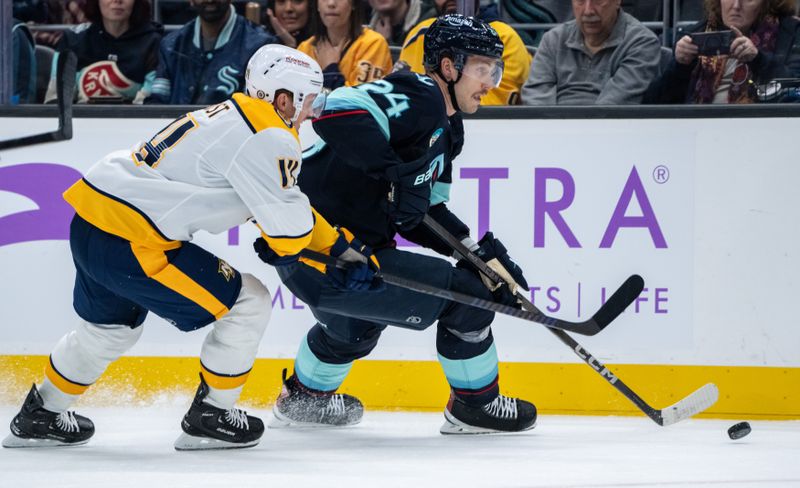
[253,237,300,266]
[457,232,530,307]
[384,158,432,231]
[326,230,384,292]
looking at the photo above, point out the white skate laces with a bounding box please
[322,395,347,417]
[483,395,518,419]
[55,411,80,432]
[224,409,250,430]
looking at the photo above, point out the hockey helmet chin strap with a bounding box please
[446,73,464,113]
[437,54,465,113]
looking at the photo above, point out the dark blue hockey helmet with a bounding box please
[423,14,504,77]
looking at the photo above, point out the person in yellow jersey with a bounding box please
[397,0,532,105]
[298,0,393,89]
[1,44,381,452]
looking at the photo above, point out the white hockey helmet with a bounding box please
[245,44,325,123]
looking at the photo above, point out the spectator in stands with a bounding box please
[521,0,661,105]
[14,0,88,47]
[645,0,800,104]
[297,0,392,89]
[47,0,163,104]
[397,0,532,105]
[265,0,311,48]
[12,19,37,104]
[368,0,422,46]
[147,0,275,104]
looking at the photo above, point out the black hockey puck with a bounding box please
[727,421,751,440]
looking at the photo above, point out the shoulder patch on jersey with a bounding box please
[429,127,444,147]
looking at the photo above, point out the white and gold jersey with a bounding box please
[64,93,317,256]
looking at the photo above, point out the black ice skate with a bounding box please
[174,373,264,451]
[440,392,537,435]
[270,369,363,428]
[2,384,94,448]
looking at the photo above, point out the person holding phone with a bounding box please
[645,0,800,104]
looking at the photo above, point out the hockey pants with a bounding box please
[37,215,271,412]
[278,247,500,406]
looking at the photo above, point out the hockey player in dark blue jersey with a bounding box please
[254,14,537,434]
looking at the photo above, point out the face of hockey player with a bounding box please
[318,0,352,31]
[191,0,232,23]
[721,0,764,34]
[573,0,621,44]
[99,0,134,23]
[274,0,309,34]
[454,55,499,114]
[279,92,323,125]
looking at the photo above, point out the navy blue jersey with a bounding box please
[146,11,275,105]
[300,70,468,250]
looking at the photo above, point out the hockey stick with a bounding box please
[299,249,604,336]
[422,215,644,335]
[421,214,719,426]
[0,51,76,151]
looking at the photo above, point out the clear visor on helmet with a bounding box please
[310,91,327,118]
[292,91,327,122]
[460,56,504,88]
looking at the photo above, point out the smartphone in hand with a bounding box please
[689,30,734,56]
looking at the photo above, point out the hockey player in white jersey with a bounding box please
[2,44,380,451]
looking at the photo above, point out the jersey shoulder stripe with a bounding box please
[323,87,390,139]
[231,93,299,144]
[63,178,180,250]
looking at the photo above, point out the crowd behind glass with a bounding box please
[9,0,800,105]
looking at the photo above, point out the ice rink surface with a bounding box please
[0,406,798,488]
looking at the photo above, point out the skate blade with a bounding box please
[2,432,90,448]
[268,407,361,429]
[173,432,259,451]
[439,411,537,435]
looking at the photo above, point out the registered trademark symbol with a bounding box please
[653,165,670,184]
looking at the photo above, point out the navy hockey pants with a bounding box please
[277,247,500,406]
[70,214,242,331]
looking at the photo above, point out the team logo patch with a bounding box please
[218,259,235,281]
[429,128,443,147]
[217,66,240,96]
[78,60,134,99]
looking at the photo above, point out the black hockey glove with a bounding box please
[253,237,299,266]
[383,158,432,232]
[326,230,384,292]
[457,232,530,307]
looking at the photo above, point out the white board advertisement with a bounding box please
[0,116,797,367]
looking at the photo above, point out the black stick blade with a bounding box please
[590,274,645,329]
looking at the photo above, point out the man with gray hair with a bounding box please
[522,0,661,105]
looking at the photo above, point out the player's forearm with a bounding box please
[397,203,470,256]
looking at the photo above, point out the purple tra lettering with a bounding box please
[406,165,667,249]
[0,163,81,247]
